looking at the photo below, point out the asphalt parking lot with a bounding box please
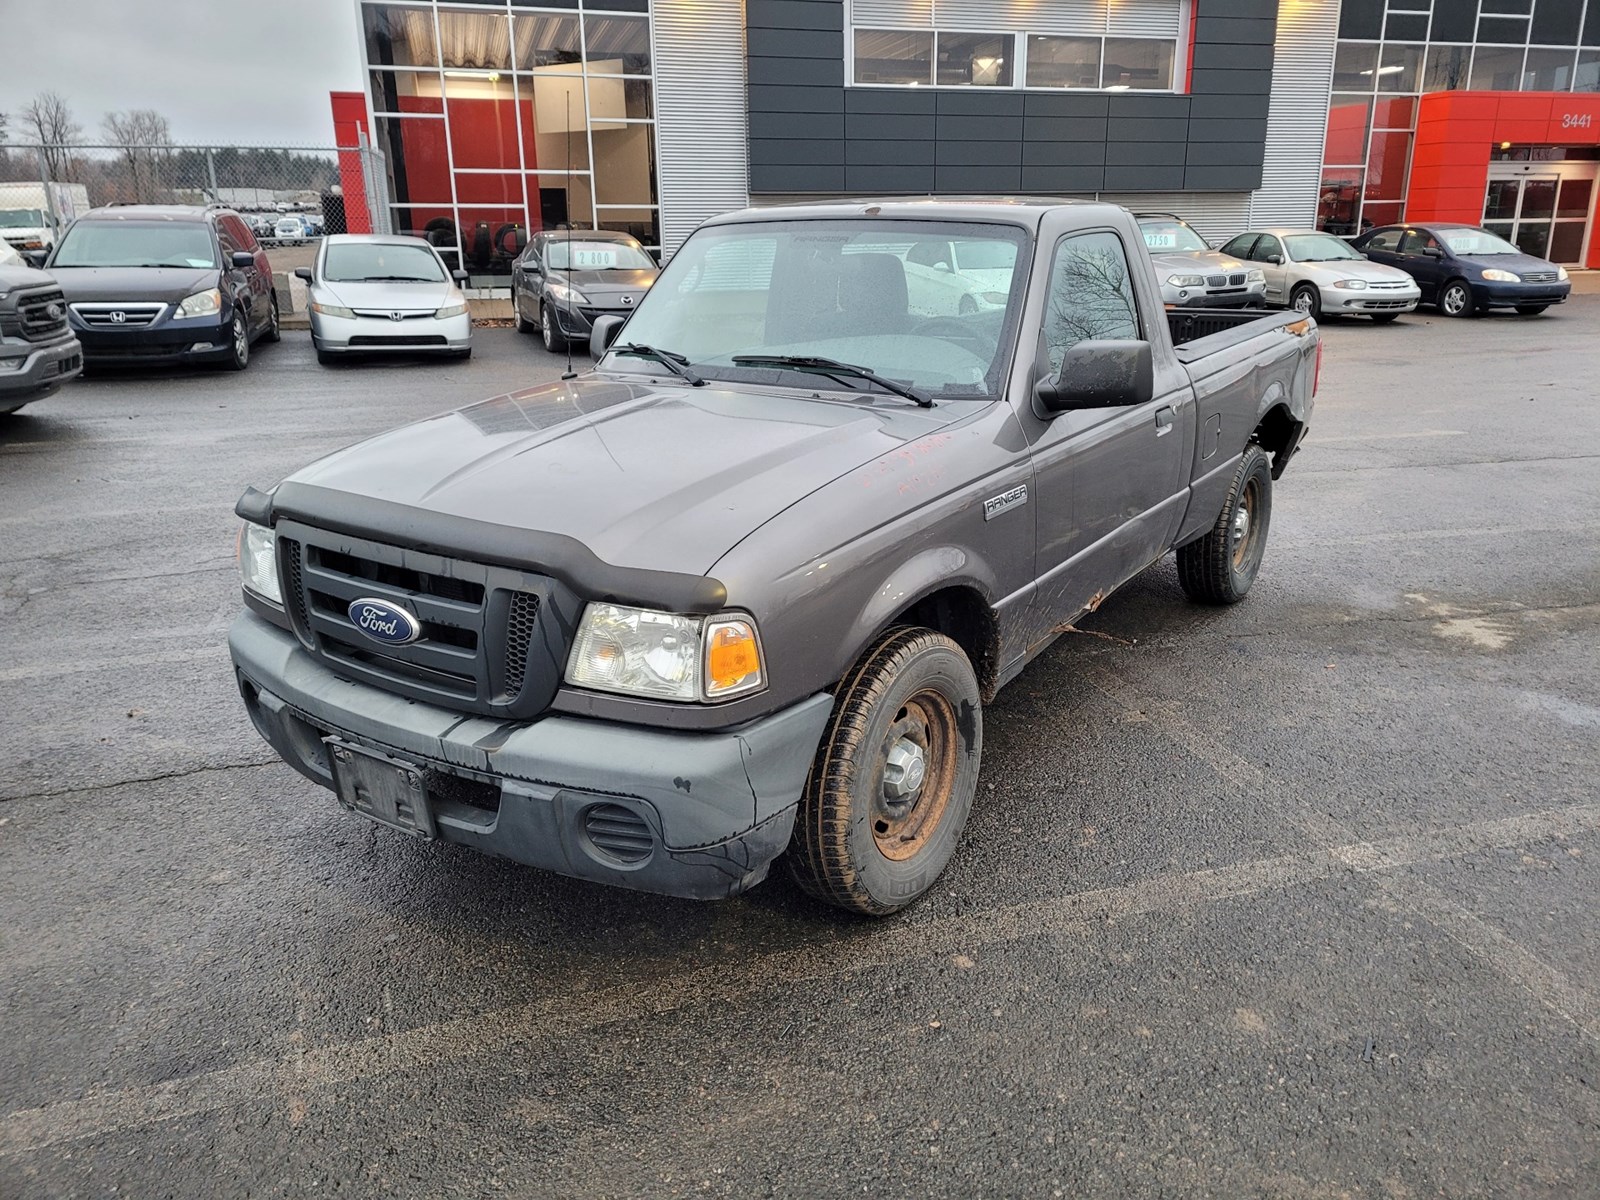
[2,304,1597,1198]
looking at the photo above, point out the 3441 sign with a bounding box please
[1560,112,1594,130]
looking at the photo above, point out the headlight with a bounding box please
[1167,274,1205,288]
[565,604,766,702]
[435,302,468,319]
[980,291,1008,305]
[237,521,281,604]
[1482,269,1521,282]
[546,282,589,306]
[311,300,356,319]
[177,288,222,318]
[1557,266,1569,281]
[1332,279,1368,290]
[1246,269,1265,283]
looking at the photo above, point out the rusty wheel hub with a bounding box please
[872,690,958,861]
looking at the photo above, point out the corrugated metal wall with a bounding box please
[1248,0,1339,227]
[653,0,751,256]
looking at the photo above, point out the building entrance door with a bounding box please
[1484,162,1597,264]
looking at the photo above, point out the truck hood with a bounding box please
[1,227,51,245]
[278,374,959,576]
[0,263,57,291]
[46,265,217,303]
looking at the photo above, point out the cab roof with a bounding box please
[702,196,1113,231]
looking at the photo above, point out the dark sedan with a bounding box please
[1351,224,1571,318]
[511,229,658,353]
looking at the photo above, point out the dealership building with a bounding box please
[330,0,1600,281]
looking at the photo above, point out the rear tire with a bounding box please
[1177,444,1273,606]
[1290,284,1321,320]
[1439,279,1475,318]
[788,628,982,916]
[1514,305,1548,316]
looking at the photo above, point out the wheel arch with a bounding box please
[1251,400,1304,480]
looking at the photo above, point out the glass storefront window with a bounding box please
[1523,48,1577,91]
[1483,179,1520,222]
[526,172,595,232]
[585,13,651,75]
[592,122,656,205]
[374,117,453,204]
[1332,42,1380,91]
[1371,96,1416,129]
[1377,45,1421,93]
[1325,95,1372,165]
[1423,44,1472,91]
[1578,50,1600,92]
[444,72,523,170]
[1102,38,1175,90]
[365,4,439,68]
[511,13,582,70]
[369,69,444,115]
[517,72,593,171]
[1470,45,1525,90]
[935,33,1014,87]
[1556,177,1593,219]
[1365,132,1412,202]
[1549,220,1586,263]
[1360,201,1403,230]
[436,6,512,71]
[1319,168,1364,236]
[854,29,934,86]
[1026,36,1100,89]
[596,206,661,251]
[453,173,526,205]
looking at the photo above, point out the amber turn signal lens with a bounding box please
[705,620,763,696]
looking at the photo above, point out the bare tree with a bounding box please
[103,109,174,203]
[20,91,82,179]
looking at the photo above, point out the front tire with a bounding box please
[223,312,250,371]
[1290,284,1321,319]
[1515,305,1548,316]
[1177,444,1273,605]
[540,303,566,353]
[788,628,982,916]
[1439,279,1475,318]
[263,292,281,342]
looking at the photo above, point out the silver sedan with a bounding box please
[297,235,472,364]
[1217,227,1421,322]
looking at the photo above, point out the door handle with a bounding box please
[1155,406,1175,436]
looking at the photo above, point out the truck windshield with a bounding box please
[0,209,46,228]
[1138,220,1209,253]
[322,242,445,282]
[603,219,1029,400]
[53,221,219,269]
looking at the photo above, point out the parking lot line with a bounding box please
[2,799,1595,1159]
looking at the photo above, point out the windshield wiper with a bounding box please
[730,354,933,408]
[615,343,705,386]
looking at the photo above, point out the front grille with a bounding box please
[584,804,654,864]
[18,289,68,340]
[1521,270,1558,283]
[70,302,165,328]
[1367,280,1412,291]
[1206,274,1227,287]
[503,592,540,698]
[1228,273,1245,286]
[274,522,565,718]
[348,334,449,347]
[351,310,437,320]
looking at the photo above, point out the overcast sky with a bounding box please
[1,0,363,147]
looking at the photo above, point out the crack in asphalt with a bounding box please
[1,759,285,806]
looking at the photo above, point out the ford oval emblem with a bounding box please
[347,597,422,646]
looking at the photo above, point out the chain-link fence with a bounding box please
[0,141,389,257]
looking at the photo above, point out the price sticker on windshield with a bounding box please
[573,249,618,269]
[1144,233,1178,249]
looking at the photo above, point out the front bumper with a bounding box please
[311,310,472,353]
[229,613,834,900]
[1473,280,1571,309]
[71,313,234,364]
[0,334,82,409]
[1161,283,1266,308]
[549,302,633,340]
[1320,285,1420,313]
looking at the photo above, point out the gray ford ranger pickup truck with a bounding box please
[230,199,1319,915]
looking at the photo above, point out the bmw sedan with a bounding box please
[297,235,471,364]
[1351,223,1571,318]
[1217,228,1421,322]
[512,229,658,353]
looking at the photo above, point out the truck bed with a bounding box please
[1168,306,1308,359]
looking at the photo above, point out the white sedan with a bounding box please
[1217,227,1421,323]
[297,235,472,365]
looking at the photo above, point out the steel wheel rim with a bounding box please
[871,689,958,861]
[1232,477,1259,569]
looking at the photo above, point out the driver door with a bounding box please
[1398,229,1444,302]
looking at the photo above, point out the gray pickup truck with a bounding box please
[0,243,81,415]
[230,199,1319,915]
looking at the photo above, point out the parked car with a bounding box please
[230,199,1319,915]
[897,236,1017,314]
[297,233,472,365]
[248,214,277,242]
[1216,227,1420,322]
[0,239,82,414]
[1350,223,1572,317]
[512,228,659,353]
[1134,213,1266,308]
[0,181,91,255]
[43,204,279,370]
[274,216,307,246]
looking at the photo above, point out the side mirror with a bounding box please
[1034,340,1154,416]
[293,266,313,283]
[1422,247,1443,258]
[590,313,626,359]
[22,250,48,269]
[452,268,469,283]
[231,251,255,269]
[1266,254,1284,265]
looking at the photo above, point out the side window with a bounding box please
[227,216,259,252]
[215,219,240,261]
[1367,229,1404,252]
[1255,234,1283,262]
[1400,230,1437,255]
[1220,234,1258,259]
[1043,230,1141,372]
